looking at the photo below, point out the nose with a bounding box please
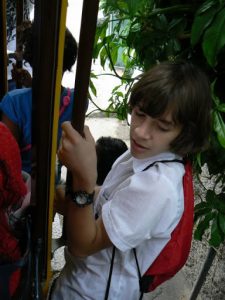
[135,118,153,140]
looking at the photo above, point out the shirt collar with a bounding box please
[131,151,182,173]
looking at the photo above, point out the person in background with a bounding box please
[0,21,78,176]
[95,136,128,186]
[51,61,212,300]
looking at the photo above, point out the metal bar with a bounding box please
[15,0,24,89]
[189,247,217,300]
[0,0,8,99]
[71,0,100,133]
[43,0,68,295]
[31,0,62,294]
[16,0,24,49]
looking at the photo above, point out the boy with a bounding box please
[51,61,211,299]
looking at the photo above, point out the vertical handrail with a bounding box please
[15,0,24,89]
[31,0,65,297]
[16,0,24,51]
[0,0,8,99]
[71,0,100,133]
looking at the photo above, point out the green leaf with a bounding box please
[100,47,108,69]
[195,201,213,210]
[93,41,104,59]
[126,0,144,17]
[218,212,225,234]
[165,39,181,56]
[194,212,216,241]
[209,217,224,247]
[90,72,98,79]
[211,80,220,106]
[214,194,225,214]
[194,198,214,223]
[206,189,216,204]
[213,111,225,148]
[191,2,219,46]
[168,18,185,34]
[89,79,97,97]
[115,91,124,98]
[203,7,225,67]
[217,104,225,112]
[110,44,119,66]
[198,0,217,14]
[194,207,213,223]
[96,17,109,38]
[112,84,123,93]
[195,153,202,167]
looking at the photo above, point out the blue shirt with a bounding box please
[0,87,74,173]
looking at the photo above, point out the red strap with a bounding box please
[143,160,194,292]
[59,88,71,117]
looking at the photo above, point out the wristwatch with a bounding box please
[67,190,94,207]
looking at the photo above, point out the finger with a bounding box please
[61,130,66,139]
[58,138,69,158]
[60,131,76,155]
[57,147,64,164]
[83,125,95,143]
[61,121,81,143]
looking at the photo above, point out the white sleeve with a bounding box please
[102,170,183,252]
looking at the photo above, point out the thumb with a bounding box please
[83,125,95,143]
[61,121,81,143]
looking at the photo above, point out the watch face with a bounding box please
[70,191,94,207]
[76,194,88,205]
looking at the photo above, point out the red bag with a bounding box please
[137,160,194,293]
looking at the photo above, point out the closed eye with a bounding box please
[134,106,146,117]
[157,125,170,132]
[157,120,173,132]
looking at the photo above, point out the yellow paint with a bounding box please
[43,0,68,295]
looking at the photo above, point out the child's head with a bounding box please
[18,21,77,73]
[62,28,78,73]
[129,60,212,156]
[96,137,128,185]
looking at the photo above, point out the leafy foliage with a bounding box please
[194,190,225,247]
[91,0,225,248]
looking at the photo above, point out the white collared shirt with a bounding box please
[52,150,184,300]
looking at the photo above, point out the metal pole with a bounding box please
[15,0,24,88]
[71,0,100,134]
[0,0,8,98]
[189,247,217,300]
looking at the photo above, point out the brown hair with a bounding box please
[129,61,212,156]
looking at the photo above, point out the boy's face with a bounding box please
[130,106,182,159]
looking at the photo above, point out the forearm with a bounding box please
[66,178,110,256]
[66,199,98,256]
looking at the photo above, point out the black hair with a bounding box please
[63,28,77,73]
[96,137,128,185]
[18,21,77,73]
[129,60,212,156]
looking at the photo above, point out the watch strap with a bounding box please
[66,190,94,207]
